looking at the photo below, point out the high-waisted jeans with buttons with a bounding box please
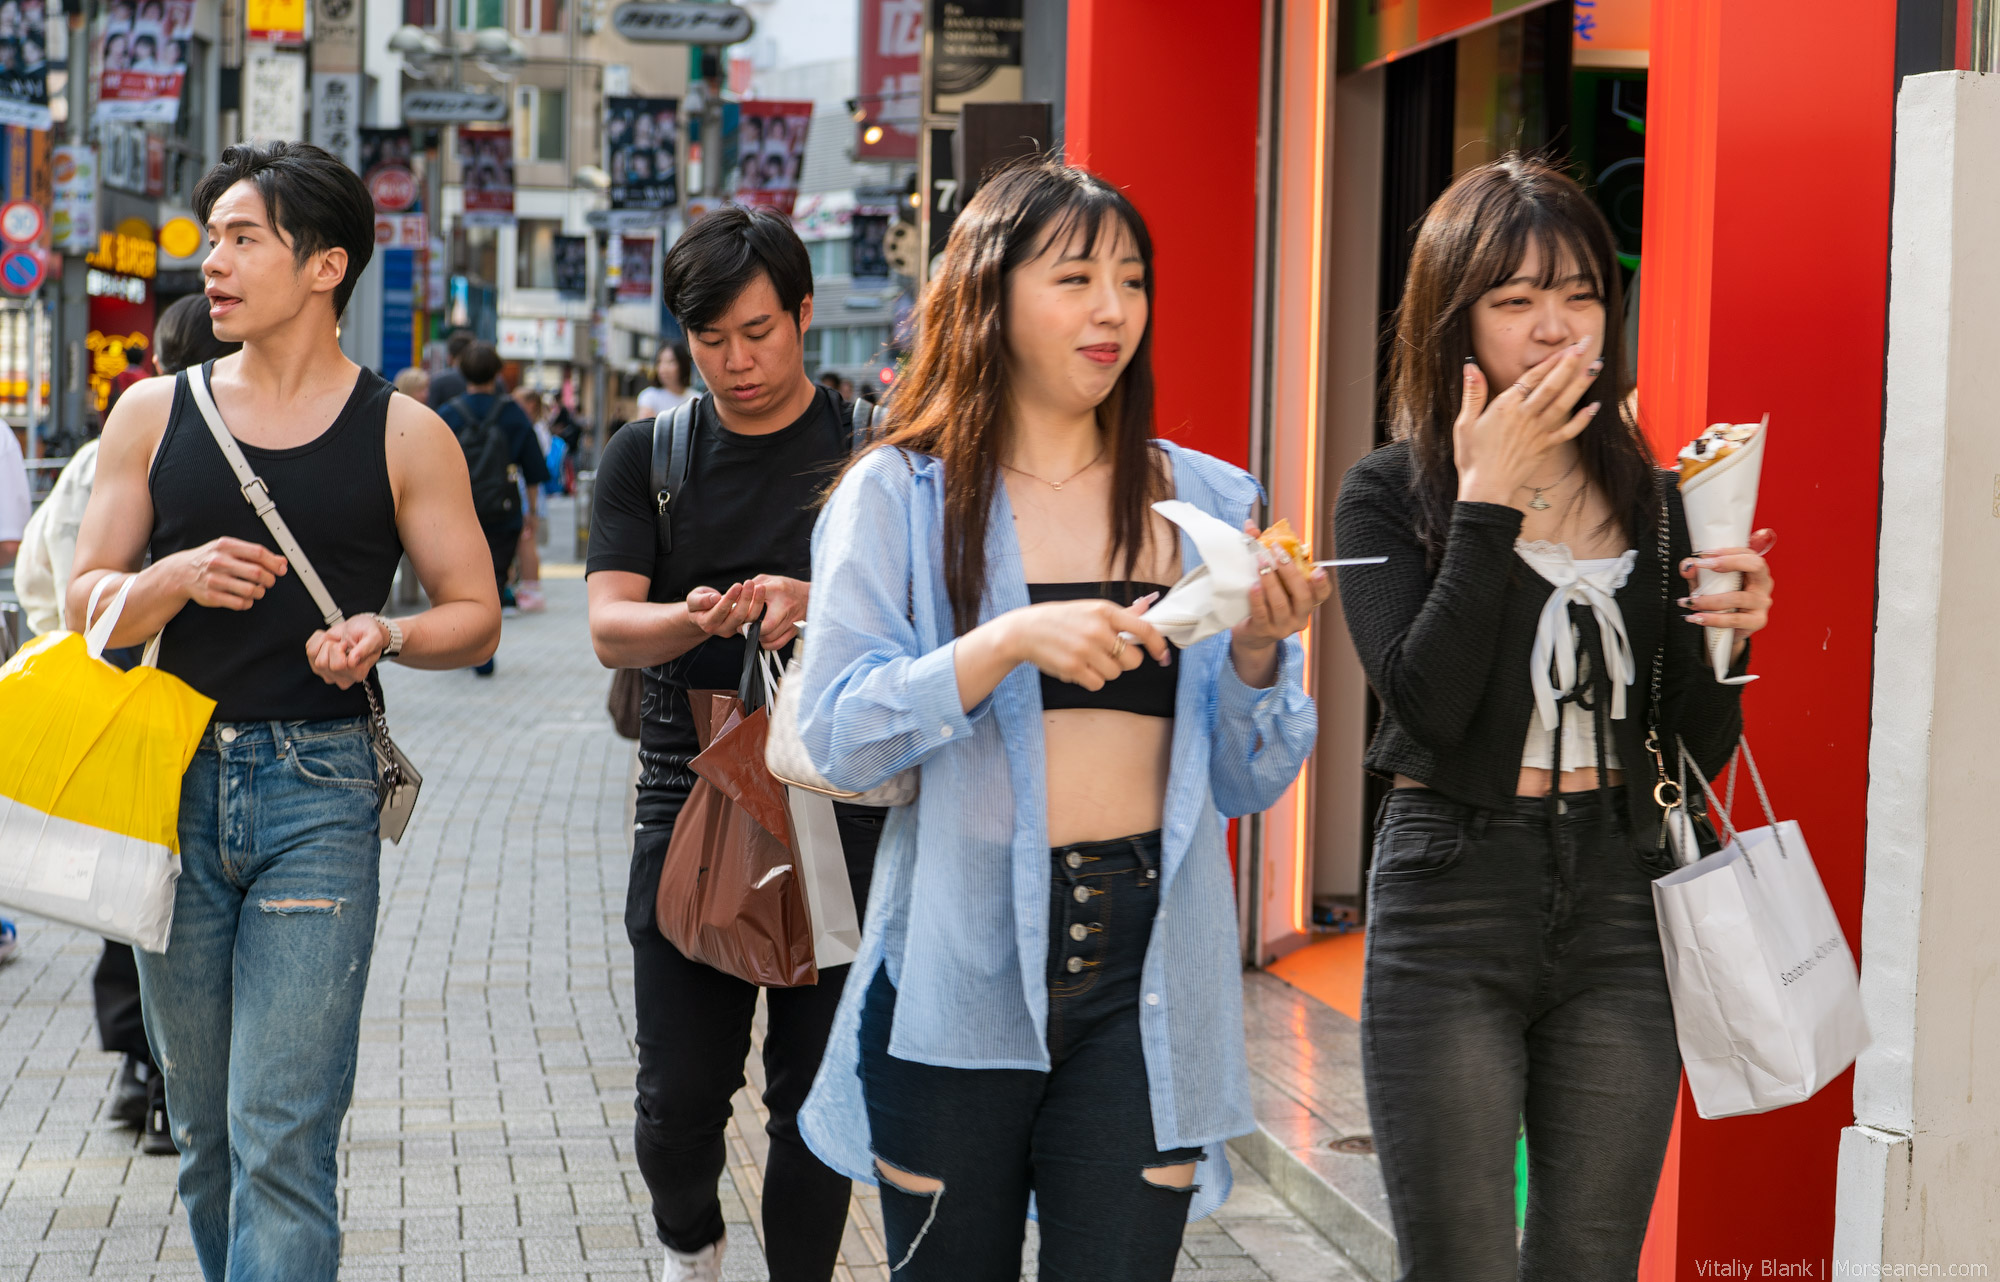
[135,718,383,1282]
[858,831,1201,1282]
[1361,787,1683,1282]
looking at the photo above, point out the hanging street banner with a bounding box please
[361,127,420,212]
[96,0,194,123]
[310,0,360,69]
[856,0,919,160]
[604,96,677,216]
[242,45,306,142]
[733,99,811,217]
[310,72,361,172]
[401,88,507,124]
[0,0,52,130]
[457,125,514,226]
[615,235,654,302]
[553,234,587,300]
[610,1,753,44]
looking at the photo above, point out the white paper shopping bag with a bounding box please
[783,786,861,969]
[1652,817,1868,1118]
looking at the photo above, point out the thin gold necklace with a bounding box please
[1002,447,1104,492]
[1519,455,1582,511]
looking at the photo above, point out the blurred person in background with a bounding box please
[510,386,552,613]
[636,340,696,418]
[426,327,505,409]
[437,340,549,665]
[12,290,241,1153]
[393,367,430,402]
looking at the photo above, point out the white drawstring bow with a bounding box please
[1516,543,1638,734]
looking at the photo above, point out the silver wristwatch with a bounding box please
[371,613,405,659]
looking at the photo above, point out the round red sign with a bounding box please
[368,167,418,213]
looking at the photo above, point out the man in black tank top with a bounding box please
[68,142,501,1282]
[586,205,885,1282]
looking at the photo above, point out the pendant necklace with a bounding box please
[1003,446,1104,492]
[1521,457,1581,511]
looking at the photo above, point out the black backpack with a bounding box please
[447,394,522,526]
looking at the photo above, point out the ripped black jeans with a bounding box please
[858,832,1201,1282]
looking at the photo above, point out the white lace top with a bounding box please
[1515,540,1638,773]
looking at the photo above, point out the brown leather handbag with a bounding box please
[608,668,643,740]
[654,618,817,987]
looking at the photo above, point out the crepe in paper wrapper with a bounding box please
[1144,500,1265,646]
[1676,415,1767,685]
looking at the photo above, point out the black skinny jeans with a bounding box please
[628,805,882,1279]
[1361,788,1682,1281]
[859,832,1201,1282]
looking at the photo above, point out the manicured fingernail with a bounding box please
[1586,401,1603,415]
[1259,565,1274,576]
[1463,355,1477,365]
[1587,359,1605,375]
[1676,597,1693,607]
[1686,615,1706,625]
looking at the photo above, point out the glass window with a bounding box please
[458,0,505,29]
[518,0,562,31]
[460,224,500,286]
[515,219,561,289]
[805,237,852,279]
[537,88,565,161]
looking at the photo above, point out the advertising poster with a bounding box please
[604,96,677,214]
[615,234,652,302]
[360,126,420,211]
[50,144,96,253]
[927,0,1022,116]
[733,100,812,216]
[553,233,587,300]
[96,0,193,123]
[0,0,51,130]
[244,0,306,43]
[856,0,919,160]
[457,125,513,225]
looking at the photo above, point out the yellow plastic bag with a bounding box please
[0,580,213,952]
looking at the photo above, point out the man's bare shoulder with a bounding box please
[385,386,457,447]
[384,386,470,496]
[97,376,181,472]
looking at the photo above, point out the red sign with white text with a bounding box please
[856,0,919,160]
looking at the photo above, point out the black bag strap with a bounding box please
[447,393,508,440]
[649,395,700,554]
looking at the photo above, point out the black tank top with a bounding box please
[148,363,402,723]
[1025,581,1179,719]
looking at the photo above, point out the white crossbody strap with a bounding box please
[184,364,346,629]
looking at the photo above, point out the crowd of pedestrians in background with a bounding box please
[0,136,1783,1282]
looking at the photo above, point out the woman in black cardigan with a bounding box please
[1333,157,1777,1280]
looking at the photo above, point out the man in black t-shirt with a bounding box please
[439,341,550,665]
[585,206,882,1282]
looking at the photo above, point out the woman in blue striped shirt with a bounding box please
[794,159,1328,1280]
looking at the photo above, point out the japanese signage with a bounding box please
[0,0,52,130]
[97,0,193,124]
[56,145,102,255]
[457,125,513,225]
[857,0,919,160]
[927,0,1022,116]
[733,100,811,216]
[361,127,420,212]
[609,1,753,43]
[311,73,361,172]
[553,234,587,300]
[604,97,677,215]
[615,235,653,302]
[310,0,359,69]
[1572,0,1647,60]
[244,0,306,43]
[242,45,306,142]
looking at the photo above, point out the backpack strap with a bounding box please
[649,395,699,554]
[849,395,878,453]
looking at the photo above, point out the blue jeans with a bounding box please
[136,718,382,1282]
[1361,788,1682,1282]
[858,832,1201,1282]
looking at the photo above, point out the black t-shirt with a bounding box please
[587,386,852,826]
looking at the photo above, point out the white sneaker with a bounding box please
[661,1234,725,1282]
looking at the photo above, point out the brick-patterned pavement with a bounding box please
[0,502,1360,1282]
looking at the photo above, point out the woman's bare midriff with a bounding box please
[1393,768,1625,797]
[1046,708,1173,846]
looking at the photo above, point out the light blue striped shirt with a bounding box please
[794,441,1316,1220]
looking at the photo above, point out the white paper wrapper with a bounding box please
[1144,500,1263,646]
[1678,415,1767,685]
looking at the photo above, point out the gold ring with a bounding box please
[1111,635,1126,660]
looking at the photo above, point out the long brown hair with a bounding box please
[866,158,1163,634]
[1385,155,1656,566]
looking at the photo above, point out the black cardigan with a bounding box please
[1332,440,1746,851]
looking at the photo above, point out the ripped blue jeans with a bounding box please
[136,718,382,1282]
[858,832,1202,1282]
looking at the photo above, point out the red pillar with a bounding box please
[1065,0,1264,467]
[1637,0,1894,1274]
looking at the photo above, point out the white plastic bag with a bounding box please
[783,786,861,970]
[1652,743,1868,1118]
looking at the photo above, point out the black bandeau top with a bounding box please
[1025,581,1179,719]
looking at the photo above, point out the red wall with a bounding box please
[1638,0,1894,1275]
[1064,0,1262,468]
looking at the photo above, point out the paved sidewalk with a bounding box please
[0,520,1360,1281]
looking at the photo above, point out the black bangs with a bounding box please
[993,161,1154,285]
[1454,193,1613,319]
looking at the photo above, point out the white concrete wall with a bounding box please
[1835,68,2000,1272]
